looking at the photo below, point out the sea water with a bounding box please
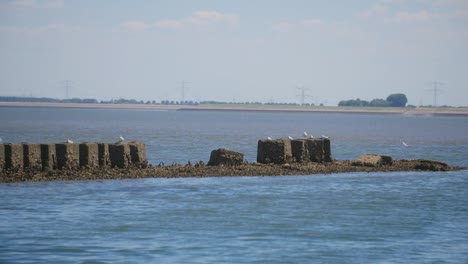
[0,107,467,263]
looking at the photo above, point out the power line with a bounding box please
[296,86,311,106]
[181,80,189,102]
[428,81,443,107]
[61,80,73,99]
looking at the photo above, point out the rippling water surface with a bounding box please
[0,107,467,263]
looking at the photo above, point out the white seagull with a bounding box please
[309,135,314,139]
[303,131,308,137]
[118,135,124,142]
[267,137,273,141]
[402,141,408,147]
[288,136,293,140]
[321,135,330,139]
[66,139,74,143]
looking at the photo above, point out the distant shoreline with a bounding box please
[1,102,468,116]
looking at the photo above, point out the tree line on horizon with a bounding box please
[0,94,462,108]
[338,93,408,107]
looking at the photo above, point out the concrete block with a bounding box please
[323,138,333,162]
[208,148,244,166]
[56,143,79,170]
[41,144,56,170]
[128,141,147,166]
[291,139,309,163]
[23,143,42,170]
[79,143,99,168]
[98,143,110,167]
[257,139,292,164]
[109,143,130,168]
[353,154,393,167]
[0,144,5,171]
[306,139,325,163]
[4,143,23,171]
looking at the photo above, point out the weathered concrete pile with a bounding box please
[352,154,393,167]
[257,138,332,164]
[208,148,244,166]
[0,142,147,172]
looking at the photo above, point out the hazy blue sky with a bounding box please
[1,0,467,106]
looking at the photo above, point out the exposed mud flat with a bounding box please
[0,159,464,183]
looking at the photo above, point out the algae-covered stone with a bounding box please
[41,144,56,170]
[291,139,309,163]
[257,139,292,164]
[208,148,244,166]
[128,141,147,166]
[23,143,42,170]
[323,138,333,162]
[305,139,324,163]
[414,159,448,171]
[0,144,4,171]
[5,143,23,171]
[109,143,130,168]
[353,154,393,167]
[98,143,110,167]
[56,143,79,169]
[79,143,99,168]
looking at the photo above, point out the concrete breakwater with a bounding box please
[0,138,464,183]
[0,142,147,172]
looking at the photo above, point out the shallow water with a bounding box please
[0,107,467,263]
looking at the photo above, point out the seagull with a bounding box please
[66,139,74,143]
[321,135,330,139]
[402,141,408,147]
[267,137,273,141]
[309,135,314,139]
[288,136,293,140]
[118,135,124,142]
[303,131,308,138]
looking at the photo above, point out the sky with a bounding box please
[0,0,467,106]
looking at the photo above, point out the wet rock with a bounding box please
[208,148,244,166]
[414,159,448,171]
[353,154,393,167]
[257,139,293,164]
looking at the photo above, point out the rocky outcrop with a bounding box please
[208,148,244,166]
[414,159,449,171]
[353,154,393,167]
